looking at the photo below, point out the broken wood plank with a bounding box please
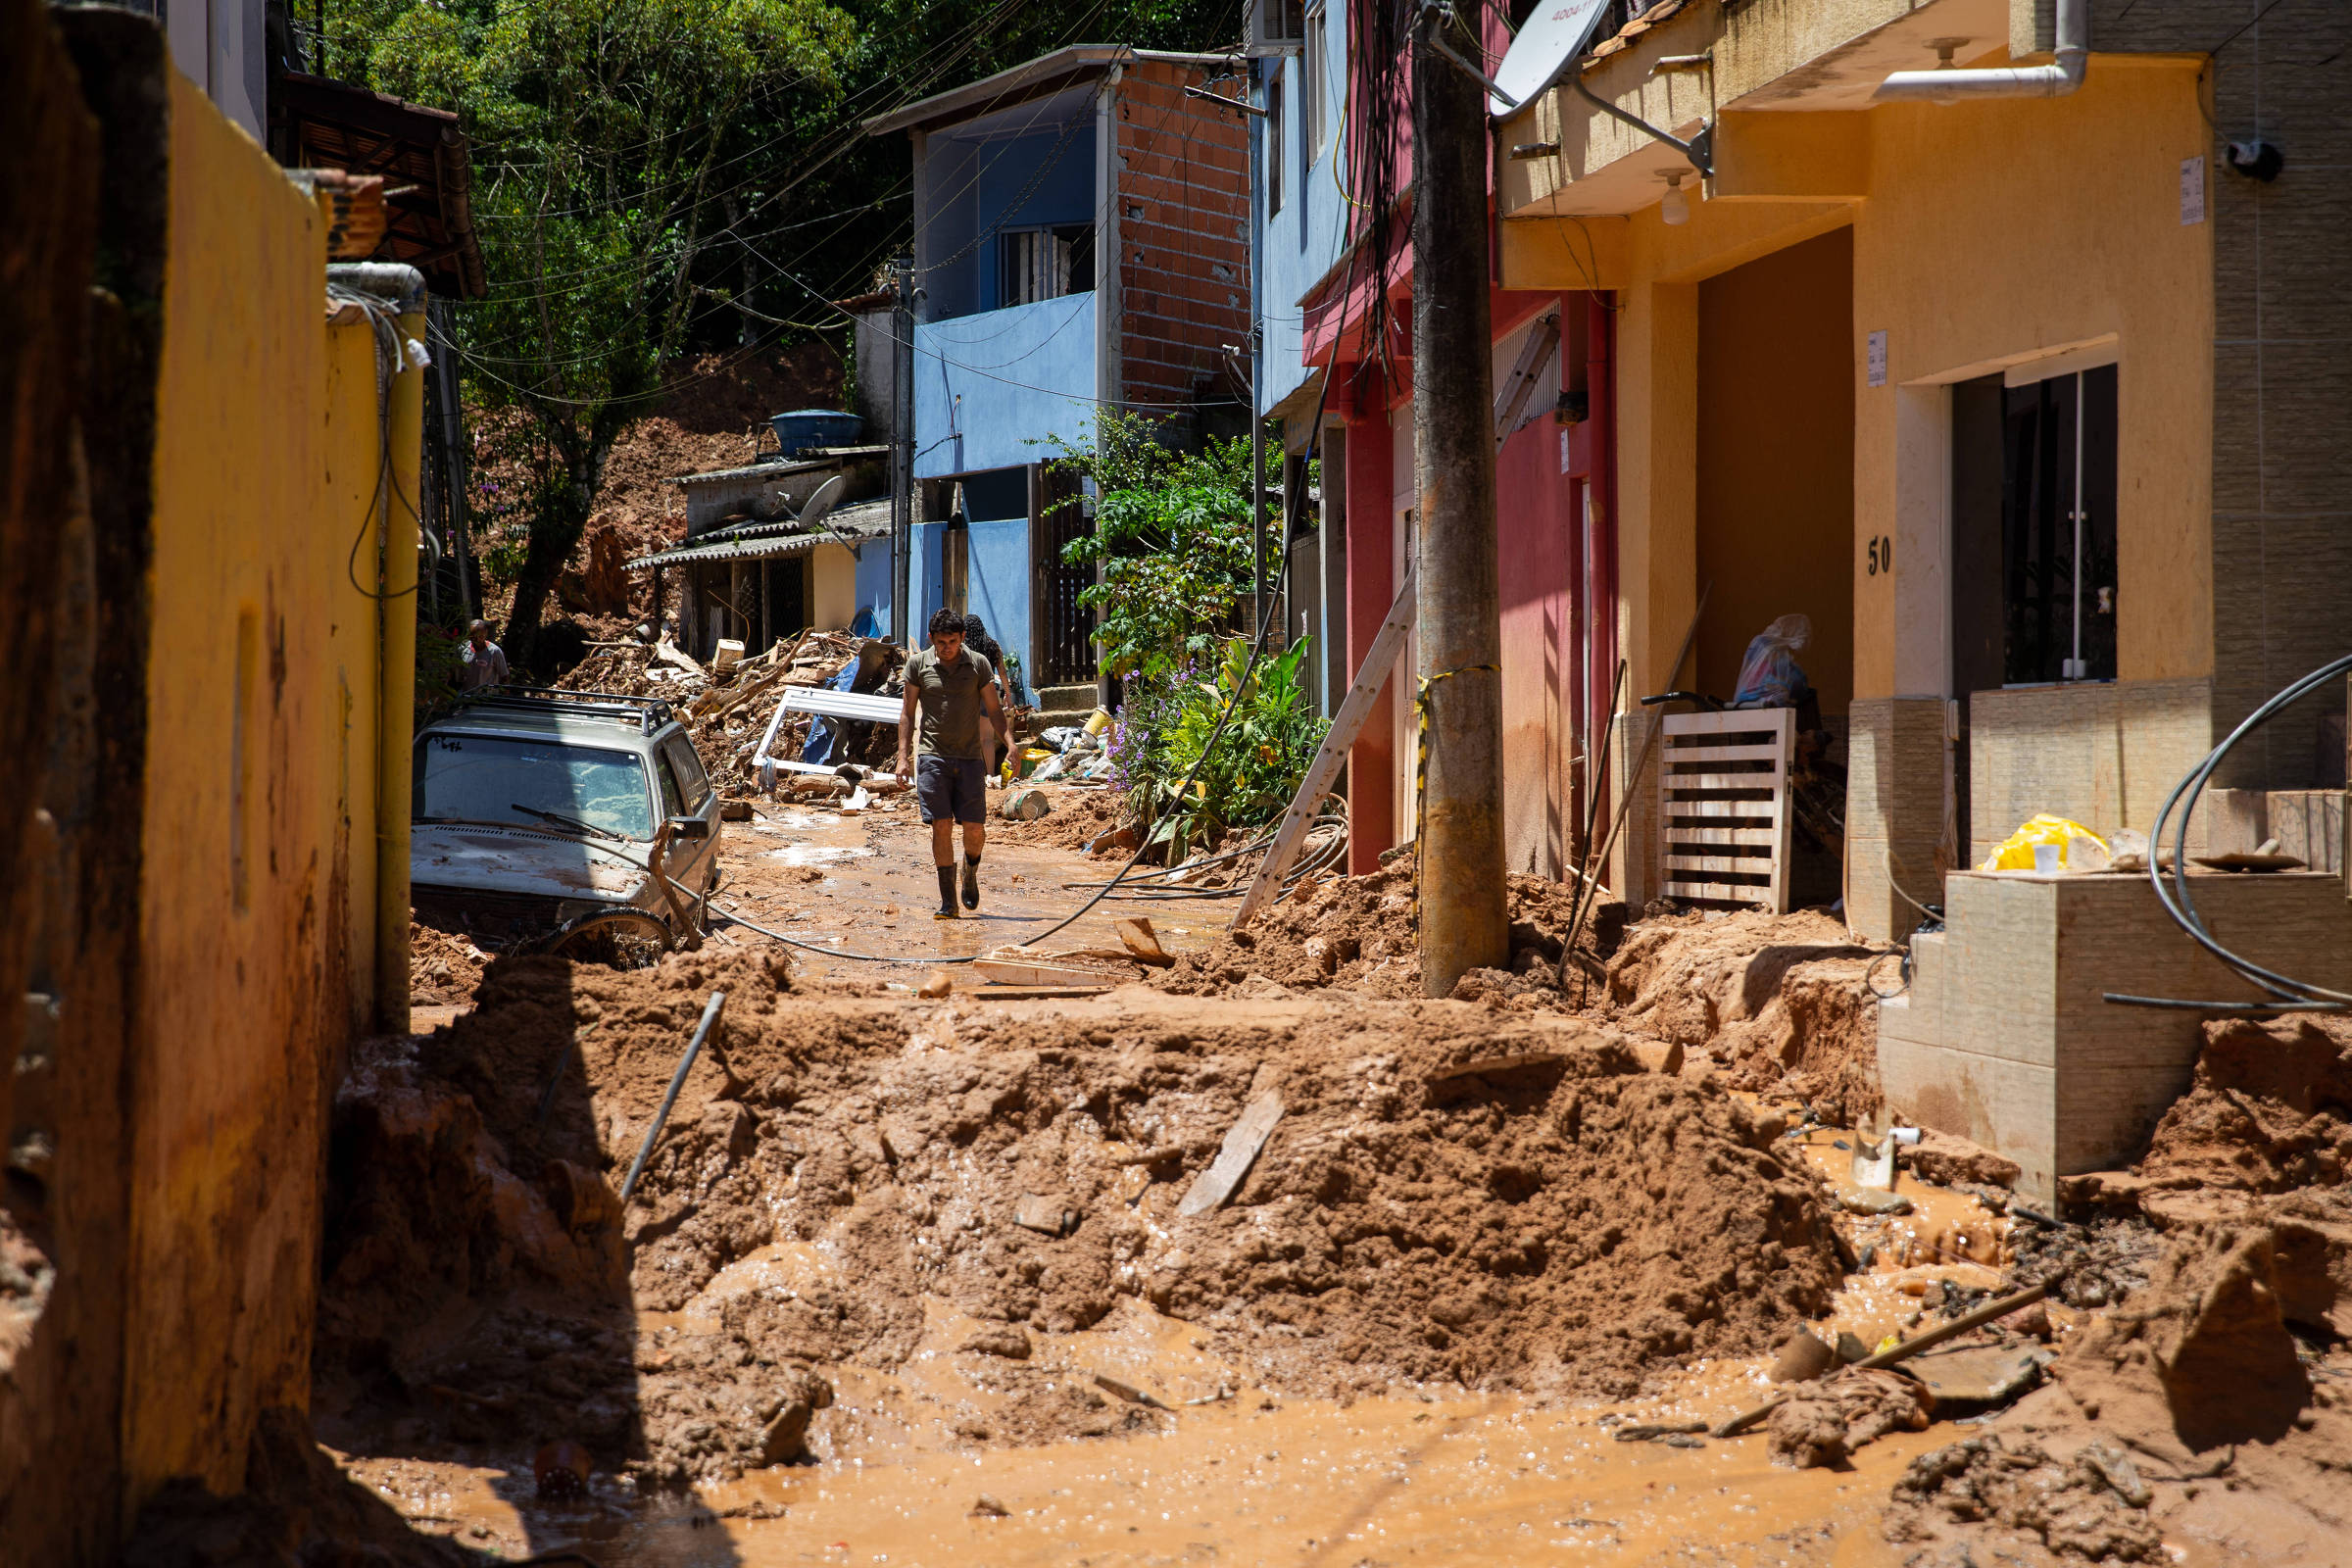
[1175,1091,1284,1218]
[963,984,1112,1001]
[1113,916,1173,967]
[1232,570,1416,929]
[972,953,1122,988]
[1428,1051,1565,1083]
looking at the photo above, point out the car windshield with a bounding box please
[413,733,654,841]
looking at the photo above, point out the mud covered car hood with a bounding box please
[410,822,650,903]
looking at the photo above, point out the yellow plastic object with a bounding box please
[1084,706,1113,736]
[1979,813,2108,872]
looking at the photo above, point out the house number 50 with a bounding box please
[1866,535,1893,575]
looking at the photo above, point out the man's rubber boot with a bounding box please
[961,858,981,910]
[934,864,958,919]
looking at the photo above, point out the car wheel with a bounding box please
[544,907,673,970]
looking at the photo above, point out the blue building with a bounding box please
[864,45,1254,703]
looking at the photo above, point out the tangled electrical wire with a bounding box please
[2104,650,2352,1013]
[1058,797,1350,901]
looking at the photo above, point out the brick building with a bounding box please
[864,46,1251,704]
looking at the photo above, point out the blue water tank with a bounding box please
[769,409,864,454]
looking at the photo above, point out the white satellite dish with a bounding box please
[1490,0,1616,117]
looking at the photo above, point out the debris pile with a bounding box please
[557,628,903,793]
[1152,854,1628,1003]
[316,948,1851,1485]
[987,785,1127,851]
[2135,1014,2352,1194]
[408,920,489,1005]
[1766,1366,1933,1469]
[1598,907,1885,1124]
[1878,1020,2352,1563]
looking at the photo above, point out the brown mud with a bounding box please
[1599,907,1886,1126]
[323,941,1852,1495]
[1150,853,1629,1004]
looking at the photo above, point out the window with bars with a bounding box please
[999,225,1096,307]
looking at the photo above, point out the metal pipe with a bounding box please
[1876,0,2086,100]
[1250,59,1267,642]
[1567,74,1712,176]
[619,991,727,1203]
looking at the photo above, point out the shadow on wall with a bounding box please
[314,954,764,1562]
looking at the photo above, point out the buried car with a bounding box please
[411,687,722,962]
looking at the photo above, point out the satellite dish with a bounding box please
[797,473,847,530]
[1490,0,1615,117]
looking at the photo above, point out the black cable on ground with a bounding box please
[2105,650,2352,1011]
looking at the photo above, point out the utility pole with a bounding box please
[890,255,914,647]
[1412,2,1506,996]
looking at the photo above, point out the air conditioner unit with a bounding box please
[1247,0,1306,55]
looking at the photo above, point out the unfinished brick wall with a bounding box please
[1111,60,1251,417]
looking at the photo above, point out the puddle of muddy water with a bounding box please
[350,1365,1938,1568]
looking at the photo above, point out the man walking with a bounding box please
[461,619,510,690]
[899,608,1008,919]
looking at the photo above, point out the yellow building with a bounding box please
[1,8,422,1554]
[1496,0,2351,1196]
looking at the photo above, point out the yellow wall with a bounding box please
[1508,57,2211,708]
[1850,62,2212,697]
[122,73,404,1503]
[1696,227,1855,713]
[812,543,858,632]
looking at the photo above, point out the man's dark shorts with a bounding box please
[915,755,988,825]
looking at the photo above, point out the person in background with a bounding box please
[961,612,1013,709]
[462,619,510,690]
[899,608,1008,918]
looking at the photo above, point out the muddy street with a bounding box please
[334,794,2352,1568]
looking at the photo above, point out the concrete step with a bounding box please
[1034,683,1100,715]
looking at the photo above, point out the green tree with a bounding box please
[352,0,858,667]
[1046,410,1264,681]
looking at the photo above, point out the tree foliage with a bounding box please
[338,0,857,666]
[1047,409,1262,681]
[315,0,1246,668]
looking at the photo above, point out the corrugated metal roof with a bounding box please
[628,500,894,570]
[627,531,832,570]
[664,449,888,487]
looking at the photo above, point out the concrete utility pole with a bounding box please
[1411,3,1506,996]
[890,255,914,645]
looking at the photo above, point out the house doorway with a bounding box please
[1694,227,1855,906]
[1947,360,2120,841]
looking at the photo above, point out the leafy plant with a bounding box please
[1045,410,1266,682]
[1110,635,1327,857]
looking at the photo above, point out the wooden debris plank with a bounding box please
[970,956,1121,988]
[1114,916,1173,967]
[1175,1092,1284,1218]
[1429,1051,1565,1083]
[1657,743,1784,764]
[1230,570,1417,928]
[963,984,1112,1000]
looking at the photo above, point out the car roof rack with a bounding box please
[449,684,674,735]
